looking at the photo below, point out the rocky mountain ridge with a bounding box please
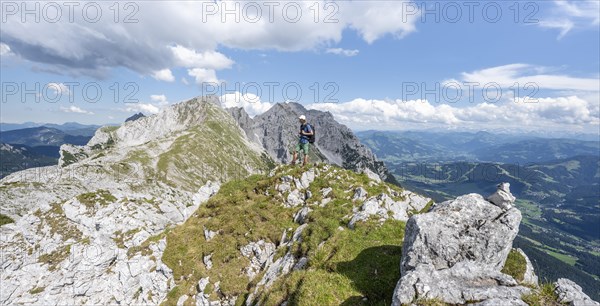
[154,163,431,306]
[0,96,393,305]
[0,97,271,304]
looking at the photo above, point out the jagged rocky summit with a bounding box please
[392,183,599,306]
[227,102,396,184]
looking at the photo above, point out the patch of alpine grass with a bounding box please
[502,249,527,282]
[521,283,565,306]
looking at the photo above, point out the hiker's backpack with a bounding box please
[301,123,316,144]
[308,124,316,143]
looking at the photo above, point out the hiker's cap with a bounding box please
[299,115,306,120]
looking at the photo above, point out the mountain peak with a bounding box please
[84,96,229,150]
[226,101,396,184]
[124,112,145,122]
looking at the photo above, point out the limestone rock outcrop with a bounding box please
[392,184,528,305]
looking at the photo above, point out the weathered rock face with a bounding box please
[242,224,309,305]
[227,102,396,184]
[554,278,600,306]
[241,240,277,280]
[393,185,527,305]
[92,96,217,149]
[347,192,429,229]
[395,261,531,305]
[0,181,220,305]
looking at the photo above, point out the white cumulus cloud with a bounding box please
[150,94,169,105]
[307,95,599,133]
[343,1,419,43]
[60,105,94,115]
[326,48,359,57]
[0,1,419,79]
[125,103,161,114]
[47,83,71,96]
[220,92,273,117]
[457,64,599,92]
[188,68,220,85]
[152,69,175,82]
[309,63,600,132]
[170,45,234,70]
[0,43,12,56]
[122,94,170,114]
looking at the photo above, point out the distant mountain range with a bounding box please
[0,126,91,147]
[357,130,600,164]
[0,127,96,178]
[0,122,102,136]
[0,122,129,178]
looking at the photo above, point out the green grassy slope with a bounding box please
[155,164,409,306]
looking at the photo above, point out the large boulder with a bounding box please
[393,184,529,305]
[400,193,521,274]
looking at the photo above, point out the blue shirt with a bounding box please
[299,124,313,144]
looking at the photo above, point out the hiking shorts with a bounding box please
[295,142,309,155]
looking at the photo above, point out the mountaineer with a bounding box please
[290,115,314,167]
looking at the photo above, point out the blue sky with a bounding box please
[1,0,598,134]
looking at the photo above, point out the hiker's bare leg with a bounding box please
[302,154,308,166]
[291,152,298,165]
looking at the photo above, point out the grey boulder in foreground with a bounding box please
[392,182,599,305]
[392,188,527,305]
